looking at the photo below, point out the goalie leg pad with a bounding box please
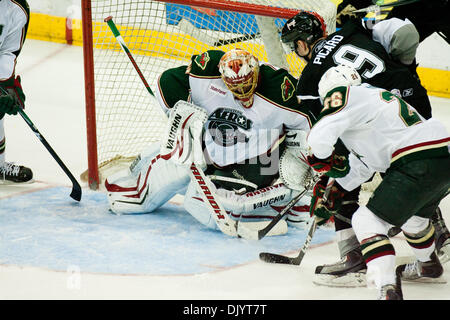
[184,181,305,235]
[183,181,221,230]
[106,143,190,215]
[217,183,310,225]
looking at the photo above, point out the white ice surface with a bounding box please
[0,39,449,300]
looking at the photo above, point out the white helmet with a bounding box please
[318,64,361,99]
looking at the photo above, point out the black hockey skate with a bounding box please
[396,252,446,284]
[313,247,367,287]
[432,207,450,264]
[0,162,33,184]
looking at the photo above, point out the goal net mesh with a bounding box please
[83,0,336,185]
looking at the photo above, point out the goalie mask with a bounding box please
[219,49,260,108]
[318,64,361,99]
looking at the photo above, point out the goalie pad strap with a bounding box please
[209,174,258,191]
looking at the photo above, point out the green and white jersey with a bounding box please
[0,0,29,80]
[308,84,449,187]
[156,50,312,167]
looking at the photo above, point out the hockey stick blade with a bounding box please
[259,178,334,265]
[259,218,317,265]
[353,0,421,13]
[259,252,299,265]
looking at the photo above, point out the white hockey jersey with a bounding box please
[0,0,29,80]
[189,76,310,166]
[308,84,450,190]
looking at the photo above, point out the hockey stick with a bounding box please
[0,87,82,201]
[259,178,335,265]
[353,0,421,13]
[104,17,155,96]
[105,16,242,237]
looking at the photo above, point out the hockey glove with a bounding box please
[309,176,346,225]
[336,0,371,27]
[0,76,25,116]
[307,153,350,178]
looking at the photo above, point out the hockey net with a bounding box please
[81,0,337,189]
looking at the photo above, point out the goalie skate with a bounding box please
[313,248,367,288]
[0,162,33,184]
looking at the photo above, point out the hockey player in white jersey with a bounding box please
[0,0,33,184]
[105,48,315,236]
[307,65,450,299]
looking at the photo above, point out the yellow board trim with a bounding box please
[26,12,450,98]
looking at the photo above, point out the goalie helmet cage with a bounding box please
[81,0,336,190]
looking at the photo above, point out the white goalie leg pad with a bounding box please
[216,183,308,222]
[184,183,298,236]
[183,180,221,230]
[160,100,208,169]
[105,143,191,215]
[217,182,310,231]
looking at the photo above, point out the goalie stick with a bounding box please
[259,178,335,265]
[105,16,243,237]
[0,86,82,201]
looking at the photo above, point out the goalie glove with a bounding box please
[309,176,346,225]
[307,152,350,178]
[160,100,208,169]
[279,130,315,191]
[0,76,25,116]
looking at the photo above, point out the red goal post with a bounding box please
[81,0,336,190]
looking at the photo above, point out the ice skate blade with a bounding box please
[402,276,447,284]
[313,271,367,288]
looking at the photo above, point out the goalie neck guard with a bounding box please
[219,49,260,108]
